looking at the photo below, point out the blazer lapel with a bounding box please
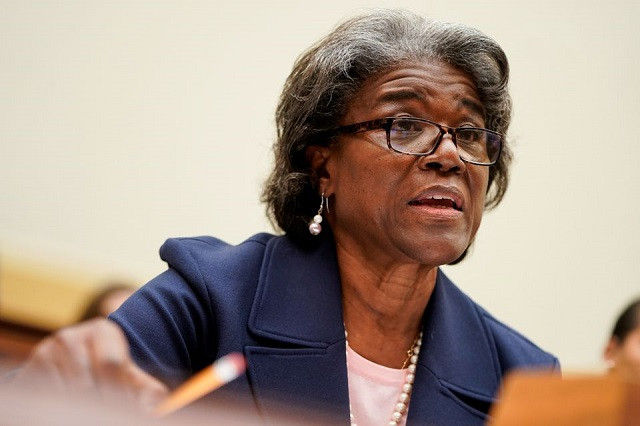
[245,235,350,424]
[244,238,502,424]
[407,269,502,424]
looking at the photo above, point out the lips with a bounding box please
[408,187,464,212]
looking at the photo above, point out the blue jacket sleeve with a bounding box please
[109,239,220,387]
[109,234,270,388]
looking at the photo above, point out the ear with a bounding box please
[306,145,336,195]
[603,337,619,368]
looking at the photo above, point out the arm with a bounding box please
[12,318,169,412]
[110,267,218,388]
[10,244,214,408]
[11,235,254,411]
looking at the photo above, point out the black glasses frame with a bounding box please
[329,117,503,166]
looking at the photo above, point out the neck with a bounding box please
[336,241,437,368]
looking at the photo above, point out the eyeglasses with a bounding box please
[330,117,503,166]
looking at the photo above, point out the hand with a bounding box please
[12,318,169,413]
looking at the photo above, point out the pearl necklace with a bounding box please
[344,329,423,426]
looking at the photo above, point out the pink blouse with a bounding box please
[346,345,411,426]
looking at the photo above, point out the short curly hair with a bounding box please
[262,9,513,255]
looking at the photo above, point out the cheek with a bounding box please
[330,150,408,219]
[618,332,640,374]
[469,168,490,218]
[624,339,640,363]
[333,145,403,193]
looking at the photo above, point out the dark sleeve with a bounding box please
[109,242,218,388]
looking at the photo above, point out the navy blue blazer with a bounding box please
[111,233,559,424]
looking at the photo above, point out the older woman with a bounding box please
[604,298,640,383]
[16,9,557,425]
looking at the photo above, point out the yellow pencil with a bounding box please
[154,352,247,417]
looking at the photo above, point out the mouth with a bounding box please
[408,189,464,212]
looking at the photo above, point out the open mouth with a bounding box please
[408,195,463,212]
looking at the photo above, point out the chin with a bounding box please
[403,237,470,267]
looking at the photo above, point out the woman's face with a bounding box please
[321,60,490,267]
[606,326,640,382]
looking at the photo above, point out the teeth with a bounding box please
[426,195,459,210]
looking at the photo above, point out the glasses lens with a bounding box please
[456,128,502,165]
[387,118,502,165]
[388,118,441,154]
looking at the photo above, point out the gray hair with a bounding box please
[262,9,513,251]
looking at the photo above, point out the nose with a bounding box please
[416,134,466,173]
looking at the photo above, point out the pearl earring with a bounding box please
[308,193,328,235]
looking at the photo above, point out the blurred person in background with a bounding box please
[604,297,640,383]
[78,283,136,321]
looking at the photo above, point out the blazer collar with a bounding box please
[247,235,501,422]
[246,235,349,423]
[248,234,345,347]
[418,269,502,397]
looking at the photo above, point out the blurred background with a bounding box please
[1,0,638,372]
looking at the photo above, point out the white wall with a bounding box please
[1,0,638,371]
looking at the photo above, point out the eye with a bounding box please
[456,128,485,144]
[387,118,442,154]
[390,118,425,139]
[455,128,502,164]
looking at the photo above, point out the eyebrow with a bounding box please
[377,90,486,122]
[377,90,423,104]
[460,98,486,122]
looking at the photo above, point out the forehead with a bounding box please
[345,59,484,121]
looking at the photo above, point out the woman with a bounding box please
[604,298,640,383]
[15,9,558,425]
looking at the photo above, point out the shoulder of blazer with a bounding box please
[475,304,560,370]
[158,233,276,285]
